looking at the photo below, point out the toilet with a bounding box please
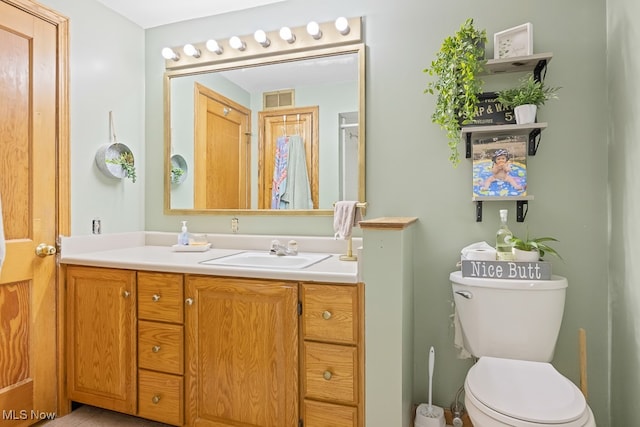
[450,271,596,427]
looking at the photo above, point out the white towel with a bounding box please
[333,201,362,239]
[0,195,5,274]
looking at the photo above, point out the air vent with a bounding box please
[263,89,295,109]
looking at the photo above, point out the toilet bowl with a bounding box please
[449,272,596,427]
[464,357,595,427]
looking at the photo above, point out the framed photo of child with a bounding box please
[472,133,527,198]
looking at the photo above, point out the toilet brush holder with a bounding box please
[414,403,445,427]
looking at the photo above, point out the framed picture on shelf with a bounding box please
[494,23,533,59]
[472,133,528,198]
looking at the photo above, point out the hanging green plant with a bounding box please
[424,18,487,166]
[106,152,136,183]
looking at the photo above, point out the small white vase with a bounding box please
[513,248,540,262]
[514,104,537,124]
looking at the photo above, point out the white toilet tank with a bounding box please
[450,271,568,362]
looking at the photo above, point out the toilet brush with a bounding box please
[427,346,436,416]
[414,347,445,427]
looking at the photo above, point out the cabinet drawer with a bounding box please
[302,284,358,344]
[138,320,184,375]
[138,272,183,323]
[304,399,357,427]
[138,369,183,426]
[303,341,358,404]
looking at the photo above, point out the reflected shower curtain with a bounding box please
[271,136,289,209]
[272,135,313,209]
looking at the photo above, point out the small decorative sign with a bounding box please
[469,92,515,126]
[461,260,552,280]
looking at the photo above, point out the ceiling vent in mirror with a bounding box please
[263,89,295,109]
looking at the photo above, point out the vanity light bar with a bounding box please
[162,16,362,70]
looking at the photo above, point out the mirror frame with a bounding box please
[163,28,365,216]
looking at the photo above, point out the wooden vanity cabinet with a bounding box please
[184,275,299,427]
[65,265,363,427]
[137,271,185,426]
[300,283,365,427]
[66,266,137,414]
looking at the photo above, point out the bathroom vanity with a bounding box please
[61,232,364,427]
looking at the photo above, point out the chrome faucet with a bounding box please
[269,239,298,256]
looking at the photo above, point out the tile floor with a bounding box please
[37,405,173,426]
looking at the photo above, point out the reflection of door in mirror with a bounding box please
[194,83,251,209]
[258,107,319,209]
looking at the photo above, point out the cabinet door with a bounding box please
[185,276,298,427]
[66,266,137,414]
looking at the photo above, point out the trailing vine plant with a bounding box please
[424,18,487,166]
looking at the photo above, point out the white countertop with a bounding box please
[60,232,361,283]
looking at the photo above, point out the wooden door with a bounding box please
[0,1,68,424]
[185,276,298,427]
[194,83,251,209]
[65,266,137,414]
[258,107,319,209]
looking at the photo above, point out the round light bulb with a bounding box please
[254,30,270,47]
[161,47,179,61]
[229,36,246,51]
[183,44,200,58]
[279,26,295,43]
[306,21,322,39]
[206,39,223,54]
[335,16,350,35]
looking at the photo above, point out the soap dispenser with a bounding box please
[178,221,189,245]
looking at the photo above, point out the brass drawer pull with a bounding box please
[322,310,332,320]
[122,290,130,298]
[152,294,161,302]
[152,395,161,404]
[152,345,161,353]
[323,370,333,380]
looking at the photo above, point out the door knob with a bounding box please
[35,243,57,257]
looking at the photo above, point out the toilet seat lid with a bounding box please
[466,357,587,424]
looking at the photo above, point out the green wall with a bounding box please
[144,1,609,424]
[41,0,146,235]
[608,0,640,425]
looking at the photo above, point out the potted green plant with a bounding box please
[171,167,185,184]
[424,18,487,166]
[106,152,136,183]
[496,74,560,124]
[510,232,563,261]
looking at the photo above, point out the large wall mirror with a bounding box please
[163,22,365,216]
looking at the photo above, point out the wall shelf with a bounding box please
[473,196,534,222]
[463,122,547,157]
[481,52,553,81]
[466,52,553,223]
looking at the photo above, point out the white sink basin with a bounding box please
[200,251,331,270]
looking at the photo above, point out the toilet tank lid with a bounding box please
[466,357,586,424]
[450,271,567,290]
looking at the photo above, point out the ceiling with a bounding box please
[95,0,286,29]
